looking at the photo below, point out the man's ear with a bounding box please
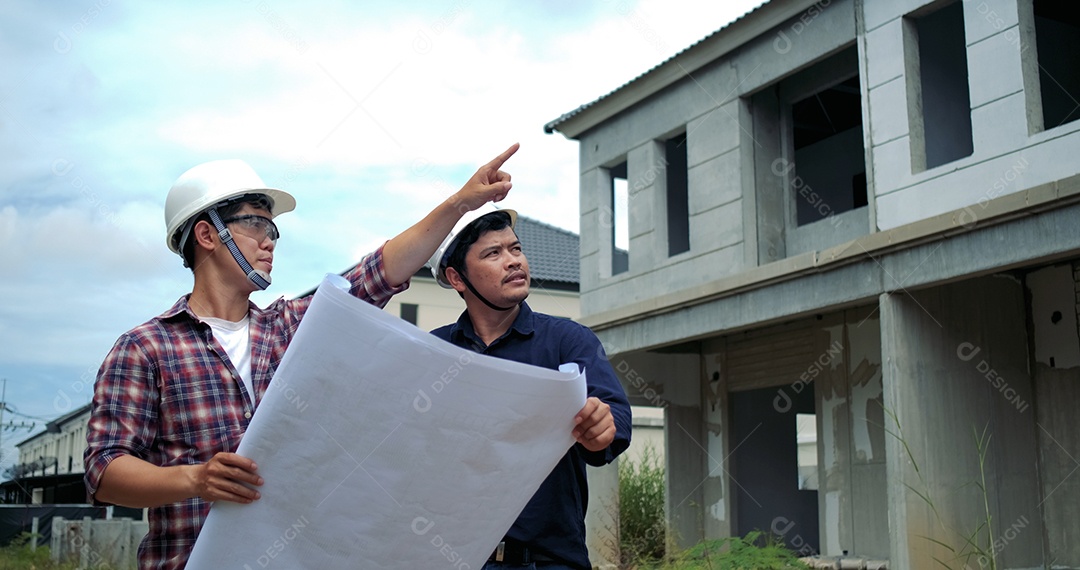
[192,219,217,252]
[445,266,468,294]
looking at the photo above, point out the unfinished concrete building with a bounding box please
[546,0,1079,568]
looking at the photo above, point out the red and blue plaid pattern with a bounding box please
[85,246,406,570]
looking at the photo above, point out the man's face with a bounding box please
[459,227,530,306]
[224,202,276,278]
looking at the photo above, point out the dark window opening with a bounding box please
[791,73,868,226]
[915,2,975,168]
[666,134,690,256]
[610,162,629,275]
[732,385,819,554]
[400,303,418,325]
[1034,0,1080,129]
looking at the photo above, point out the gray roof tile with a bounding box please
[514,216,579,285]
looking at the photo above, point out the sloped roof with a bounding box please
[545,1,803,138]
[514,215,580,285]
[416,214,581,287]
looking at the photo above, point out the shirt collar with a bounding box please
[160,294,261,323]
[450,301,536,347]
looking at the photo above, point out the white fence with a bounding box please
[51,516,147,569]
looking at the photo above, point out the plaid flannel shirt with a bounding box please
[84,245,406,570]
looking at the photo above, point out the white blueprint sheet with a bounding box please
[188,275,586,569]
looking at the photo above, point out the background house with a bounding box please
[546,0,1079,567]
[2,403,91,505]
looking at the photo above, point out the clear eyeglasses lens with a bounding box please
[224,215,279,242]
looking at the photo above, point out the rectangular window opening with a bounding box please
[915,2,975,169]
[796,412,819,491]
[791,73,868,226]
[399,303,418,326]
[610,162,629,275]
[1033,0,1080,129]
[665,133,690,256]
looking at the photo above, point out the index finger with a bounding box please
[486,142,520,170]
[214,452,258,472]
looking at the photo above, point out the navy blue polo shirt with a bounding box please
[431,302,632,570]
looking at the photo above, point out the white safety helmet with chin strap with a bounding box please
[164,159,296,290]
[428,204,519,311]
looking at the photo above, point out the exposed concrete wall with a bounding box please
[665,401,705,551]
[880,276,1043,570]
[605,349,702,549]
[870,0,1080,230]
[1027,263,1080,567]
[574,0,860,318]
[701,338,732,541]
[590,197,1080,356]
[817,308,888,559]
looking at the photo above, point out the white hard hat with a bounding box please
[164,159,296,255]
[428,205,517,288]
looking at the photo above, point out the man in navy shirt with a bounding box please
[429,208,632,570]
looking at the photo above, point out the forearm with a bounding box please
[382,196,467,286]
[381,143,518,286]
[95,455,198,508]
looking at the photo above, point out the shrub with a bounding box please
[619,442,667,566]
[637,532,809,570]
[0,533,79,570]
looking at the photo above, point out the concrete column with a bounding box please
[627,142,661,271]
[1028,264,1080,566]
[701,338,732,540]
[665,401,704,550]
[750,88,786,264]
[881,276,1043,570]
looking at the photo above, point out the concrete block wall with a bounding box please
[880,276,1044,570]
[577,55,749,316]
[868,0,1080,229]
[1027,263,1080,566]
[52,516,147,570]
[574,0,1080,318]
[816,308,888,560]
[1075,260,1080,335]
[576,0,859,317]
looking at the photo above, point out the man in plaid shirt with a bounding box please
[84,144,518,570]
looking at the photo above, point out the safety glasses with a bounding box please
[222,214,280,243]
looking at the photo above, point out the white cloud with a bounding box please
[0,0,766,474]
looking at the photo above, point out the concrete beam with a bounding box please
[589,180,1080,355]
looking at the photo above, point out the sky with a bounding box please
[0,0,765,474]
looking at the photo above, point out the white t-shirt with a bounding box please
[203,315,255,402]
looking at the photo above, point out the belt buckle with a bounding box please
[494,541,505,562]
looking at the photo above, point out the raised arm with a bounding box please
[381,143,519,286]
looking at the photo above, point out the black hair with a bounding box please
[445,211,515,279]
[181,193,273,269]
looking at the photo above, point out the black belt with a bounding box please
[488,540,555,564]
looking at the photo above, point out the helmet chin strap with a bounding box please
[458,272,517,312]
[207,207,272,291]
